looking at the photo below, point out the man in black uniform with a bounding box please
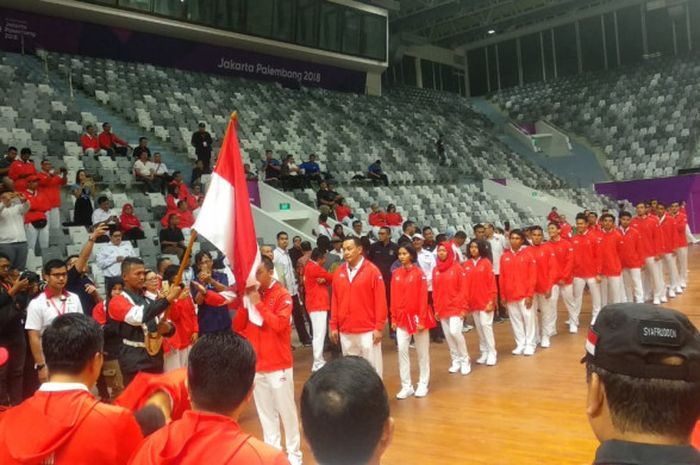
[368,227,398,336]
[108,257,181,386]
[584,303,700,465]
[191,122,213,173]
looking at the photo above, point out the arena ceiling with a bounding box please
[387,0,634,50]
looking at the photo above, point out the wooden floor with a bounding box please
[238,247,700,465]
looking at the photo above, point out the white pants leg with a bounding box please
[677,247,689,286]
[552,283,575,325]
[622,268,644,303]
[48,208,60,230]
[686,224,696,244]
[571,278,586,327]
[645,257,665,301]
[508,299,535,350]
[372,341,383,379]
[536,293,557,339]
[573,277,602,324]
[396,327,412,389]
[663,253,681,290]
[25,224,38,255]
[473,310,496,356]
[309,312,328,372]
[397,328,430,389]
[601,275,623,306]
[414,330,430,388]
[38,225,49,252]
[440,316,468,362]
[253,368,302,465]
[340,331,382,377]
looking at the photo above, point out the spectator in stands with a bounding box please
[71,170,96,227]
[191,122,213,172]
[398,220,415,247]
[164,183,180,225]
[170,171,197,210]
[584,304,700,465]
[80,124,106,158]
[436,134,446,165]
[37,160,67,230]
[244,163,258,181]
[317,213,333,238]
[316,181,339,215]
[334,198,353,226]
[386,204,403,238]
[300,153,323,185]
[133,151,161,193]
[422,226,437,252]
[368,203,387,236]
[0,192,28,270]
[9,148,36,192]
[175,199,195,231]
[159,214,186,259]
[119,204,145,241]
[547,207,561,224]
[150,152,170,191]
[367,160,389,186]
[351,220,364,238]
[559,214,573,238]
[330,237,344,260]
[0,147,17,191]
[301,357,394,465]
[191,183,205,210]
[190,159,205,187]
[281,154,304,190]
[99,122,130,157]
[262,149,281,184]
[21,175,50,256]
[96,229,137,291]
[333,224,345,241]
[132,137,150,160]
[0,253,29,406]
[92,196,120,241]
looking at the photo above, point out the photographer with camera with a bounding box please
[0,191,29,270]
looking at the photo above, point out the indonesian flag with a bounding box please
[193,113,262,325]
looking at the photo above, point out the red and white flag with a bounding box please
[193,113,262,325]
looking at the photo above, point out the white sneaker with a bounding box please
[523,346,535,356]
[661,296,668,303]
[669,289,677,299]
[653,298,661,305]
[512,346,525,355]
[675,286,683,294]
[486,353,497,366]
[460,359,472,375]
[448,360,461,373]
[462,324,474,333]
[476,353,488,364]
[569,324,578,334]
[414,384,429,398]
[541,336,551,348]
[396,386,415,400]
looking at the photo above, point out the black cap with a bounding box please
[198,122,206,128]
[583,303,700,381]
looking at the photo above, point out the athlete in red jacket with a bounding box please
[571,214,602,328]
[547,222,576,333]
[391,244,433,399]
[37,160,67,229]
[530,226,559,348]
[619,211,645,304]
[233,257,302,465]
[671,201,689,289]
[432,242,470,375]
[464,239,498,366]
[631,202,665,304]
[20,175,51,255]
[657,202,682,298]
[500,229,537,356]
[303,249,334,372]
[599,213,624,307]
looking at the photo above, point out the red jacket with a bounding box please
[385,212,403,227]
[335,204,352,223]
[8,160,36,191]
[19,188,50,224]
[530,243,559,294]
[571,230,602,279]
[0,389,142,465]
[560,222,573,239]
[330,259,387,334]
[390,264,433,332]
[99,131,128,150]
[499,247,537,302]
[630,215,659,258]
[657,214,677,254]
[619,227,645,269]
[233,281,293,373]
[432,262,468,318]
[368,212,387,227]
[463,257,497,311]
[80,133,101,152]
[92,301,107,325]
[673,212,689,248]
[549,238,574,284]
[598,229,623,277]
[303,260,333,312]
[37,171,66,208]
[165,296,198,351]
[114,368,190,422]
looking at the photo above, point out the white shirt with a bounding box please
[488,233,508,275]
[330,248,343,259]
[96,242,136,277]
[149,161,170,176]
[25,290,84,333]
[39,382,89,393]
[417,248,437,291]
[0,199,29,243]
[92,207,117,226]
[452,242,465,264]
[273,247,298,296]
[318,223,333,238]
[347,257,365,283]
[133,159,152,177]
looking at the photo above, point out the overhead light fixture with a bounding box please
[488,29,496,35]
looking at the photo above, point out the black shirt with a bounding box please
[368,241,399,280]
[66,267,97,317]
[133,146,151,160]
[316,189,337,207]
[423,241,437,252]
[160,227,185,247]
[191,131,213,154]
[594,440,700,465]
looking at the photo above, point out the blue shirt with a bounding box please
[192,271,231,334]
[299,161,320,174]
[368,163,382,174]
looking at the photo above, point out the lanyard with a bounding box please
[48,296,68,316]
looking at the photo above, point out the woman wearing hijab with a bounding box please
[391,243,434,399]
[119,204,145,240]
[463,239,498,366]
[432,242,471,375]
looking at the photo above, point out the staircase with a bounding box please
[470,97,609,187]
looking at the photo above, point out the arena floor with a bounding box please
[238,246,700,465]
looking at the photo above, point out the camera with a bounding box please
[19,271,41,285]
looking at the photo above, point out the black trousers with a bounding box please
[292,294,312,345]
[369,174,389,186]
[427,291,445,341]
[196,150,212,172]
[0,332,26,406]
[495,274,507,317]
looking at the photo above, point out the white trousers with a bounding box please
[163,346,190,372]
[534,293,557,339]
[48,208,60,230]
[686,224,696,244]
[309,311,327,372]
[622,268,644,303]
[600,275,623,308]
[573,277,601,325]
[397,327,430,389]
[551,283,575,325]
[643,257,665,301]
[676,247,688,286]
[253,368,302,465]
[662,253,681,290]
[84,148,107,157]
[25,223,49,255]
[472,310,496,356]
[507,299,536,351]
[440,316,469,363]
[340,331,383,379]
